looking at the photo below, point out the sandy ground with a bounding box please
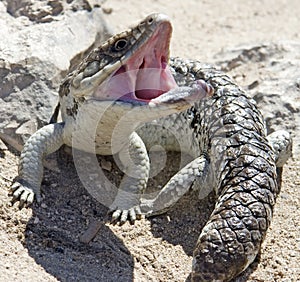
[1,0,299,281]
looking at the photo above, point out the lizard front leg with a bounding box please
[10,123,65,208]
[109,131,150,223]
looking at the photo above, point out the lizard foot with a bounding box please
[10,181,41,209]
[109,204,142,224]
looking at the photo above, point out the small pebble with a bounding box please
[248,80,259,90]
[102,7,113,14]
[100,159,112,171]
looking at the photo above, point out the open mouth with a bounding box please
[96,20,178,103]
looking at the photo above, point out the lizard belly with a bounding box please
[62,100,135,155]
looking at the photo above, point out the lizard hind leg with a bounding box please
[267,130,292,190]
[267,129,292,167]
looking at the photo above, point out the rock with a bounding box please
[100,158,113,171]
[214,42,300,155]
[0,0,112,149]
[79,220,103,243]
[0,137,8,151]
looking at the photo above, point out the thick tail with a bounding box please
[192,133,278,281]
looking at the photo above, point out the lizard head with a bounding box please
[59,13,211,124]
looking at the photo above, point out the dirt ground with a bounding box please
[0,0,299,281]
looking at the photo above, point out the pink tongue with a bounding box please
[135,67,177,100]
[135,66,161,99]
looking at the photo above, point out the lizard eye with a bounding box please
[114,39,128,51]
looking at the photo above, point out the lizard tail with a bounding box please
[192,91,278,281]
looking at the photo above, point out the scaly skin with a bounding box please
[140,57,292,281]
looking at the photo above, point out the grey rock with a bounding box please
[0,0,112,149]
[0,137,8,151]
[214,42,300,155]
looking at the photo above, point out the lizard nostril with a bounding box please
[147,17,153,24]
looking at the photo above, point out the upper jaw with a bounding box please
[68,13,178,104]
[97,19,178,103]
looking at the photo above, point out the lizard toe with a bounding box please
[120,210,129,224]
[133,206,142,220]
[11,182,21,192]
[110,209,122,224]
